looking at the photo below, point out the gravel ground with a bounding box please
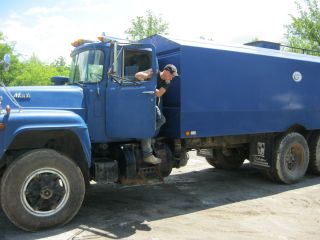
[1,151,319,240]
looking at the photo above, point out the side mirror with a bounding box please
[51,76,69,85]
[3,54,10,71]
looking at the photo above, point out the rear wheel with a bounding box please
[206,148,248,170]
[1,149,85,231]
[268,132,309,184]
[308,131,320,174]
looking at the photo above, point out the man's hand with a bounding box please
[146,70,153,79]
[135,69,153,81]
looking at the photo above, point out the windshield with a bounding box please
[69,49,104,84]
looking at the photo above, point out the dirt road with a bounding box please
[1,152,320,239]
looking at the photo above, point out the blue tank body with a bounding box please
[141,35,320,139]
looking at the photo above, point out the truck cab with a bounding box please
[68,38,158,142]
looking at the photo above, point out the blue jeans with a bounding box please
[141,106,166,157]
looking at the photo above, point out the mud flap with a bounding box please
[119,144,164,184]
[94,160,119,182]
[250,135,274,169]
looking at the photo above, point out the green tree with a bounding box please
[0,32,21,85]
[51,56,69,76]
[125,10,169,41]
[285,0,320,55]
[0,31,70,86]
[11,55,69,86]
[11,54,50,86]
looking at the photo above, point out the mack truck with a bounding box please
[0,34,320,231]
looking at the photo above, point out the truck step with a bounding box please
[138,165,163,180]
[118,166,163,185]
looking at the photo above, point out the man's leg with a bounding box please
[141,138,153,157]
[140,106,165,165]
[141,138,161,164]
[155,105,166,133]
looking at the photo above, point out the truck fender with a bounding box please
[0,110,92,167]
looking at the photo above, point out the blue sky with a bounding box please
[0,0,298,63]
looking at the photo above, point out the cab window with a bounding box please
[69,49,104,84]
[122,50,152,80]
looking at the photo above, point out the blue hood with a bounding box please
[6,85,84,113]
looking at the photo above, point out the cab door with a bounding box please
[106,44,157,139]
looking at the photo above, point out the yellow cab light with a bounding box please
[71,39,83,47]
[71,39,94,47]
[97,32,109,43]
[97,36,105,42]
[97,35,112,43]
[97,33,120,43]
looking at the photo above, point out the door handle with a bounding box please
[142,91,155,94]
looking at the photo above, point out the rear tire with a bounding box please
[206,148,247,170]
[268,132,309,184]
[1,149,85,231]
[308,131,320,174]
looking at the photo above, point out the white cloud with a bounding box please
[1,0,299,63]
[25,6,61,16]
[2,13,76,62]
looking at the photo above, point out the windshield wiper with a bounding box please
[71,81,84,87]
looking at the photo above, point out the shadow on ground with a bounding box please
[1,163,319,239]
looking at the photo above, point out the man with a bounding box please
[135,64,179,164]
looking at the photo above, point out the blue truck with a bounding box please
[0,34,319,231]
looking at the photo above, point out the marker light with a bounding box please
[185,131,190,136]
[97,35,115,43]
[97,32,112,43]
[71,39,94,47]
[97,36,106,42]
[71,39,83,47]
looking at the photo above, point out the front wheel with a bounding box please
[1,149,85,231]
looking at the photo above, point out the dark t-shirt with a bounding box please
[157,71,170,90]
[156,71,170,105]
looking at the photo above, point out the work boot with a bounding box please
[144,154,161,165]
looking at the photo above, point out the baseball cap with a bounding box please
[164,64,179,76]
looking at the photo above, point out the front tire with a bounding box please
[1,149,85,231]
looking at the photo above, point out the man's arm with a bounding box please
[135,69,153,81]
[156,87,166,97]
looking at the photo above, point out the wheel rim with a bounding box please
[285,143,304,172]
[21,168,70,217]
